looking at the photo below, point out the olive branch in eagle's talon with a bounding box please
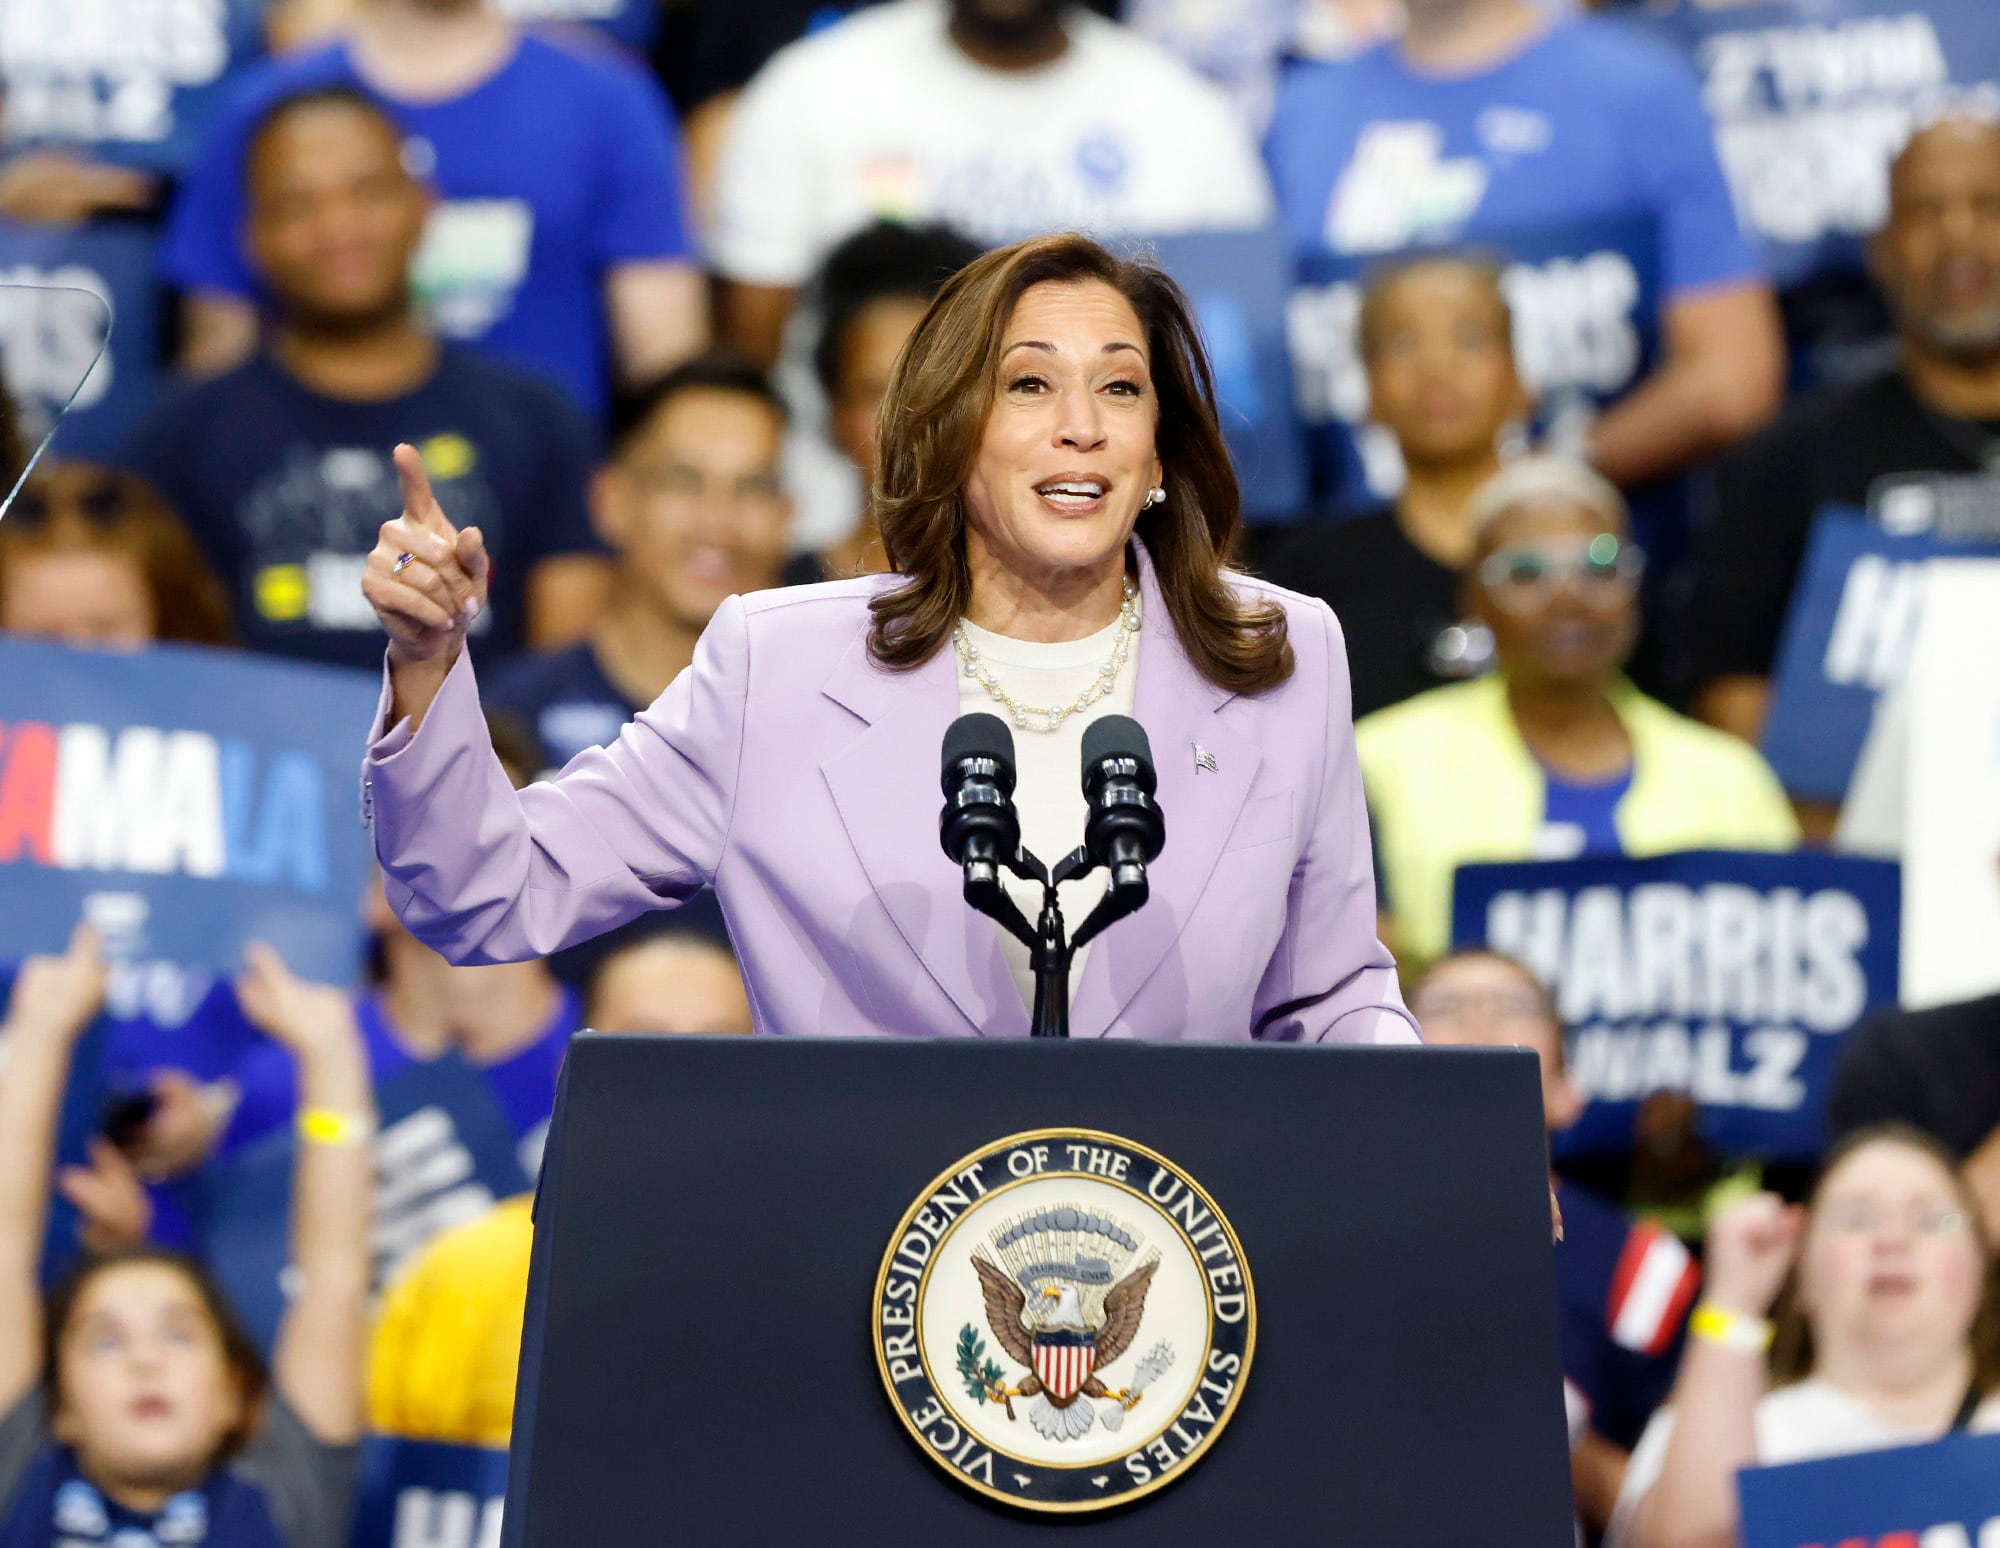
[956,1324,1015,1419]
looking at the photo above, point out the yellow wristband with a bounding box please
[297,1108,376,1147]
[1690,1303,1774,1354]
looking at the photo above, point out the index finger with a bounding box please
[392,443,449,533]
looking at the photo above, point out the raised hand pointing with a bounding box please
[360,443,492,666]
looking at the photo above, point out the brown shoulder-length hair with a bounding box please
[46,1246,269,1463]
[1770,1123,2000,1395]
[866,232,1292,694]
[0,461,232,645]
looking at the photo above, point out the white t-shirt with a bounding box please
[955,611,1140,1012]
[1607,1378,2000,1547]
[711,0,1274,287]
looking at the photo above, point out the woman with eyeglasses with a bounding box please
[1609,1125,2000,1547]
[1354,454,1797,970]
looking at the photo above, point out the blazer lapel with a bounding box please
[819,628,1030,1038]
[1069,548,1261,1040]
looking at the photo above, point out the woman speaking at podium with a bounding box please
[357,233,1418,1046]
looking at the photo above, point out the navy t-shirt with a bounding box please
[1555,1180,1697,1451]
[224,988,582,1166]
[159,32,692,416]
[484,641,642,773]
[119,348,598,671]
[1264,18,1759,300]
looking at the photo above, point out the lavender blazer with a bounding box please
[361,545,1418,1044]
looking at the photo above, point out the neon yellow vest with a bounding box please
[1355,675,1800,973]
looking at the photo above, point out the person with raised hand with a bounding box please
[1610,1126,2000,1547]
[0,926,373,1548]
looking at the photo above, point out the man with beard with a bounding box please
[711,0,1270,367]
[1690,117,2000,743]
[121,88,605,670]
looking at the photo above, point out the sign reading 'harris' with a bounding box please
[1451,850,1900,1159]
[0,638,380,981]
[873,1129,1254,1513]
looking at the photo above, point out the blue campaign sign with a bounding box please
[0,219,161,464]
[1288,215,1662,505]
[353,1438,509,1548]
[1450,849,1901,1159]
[0,638,379,984]
[0,0,269,175]
[1737,1430,2000,1548]
[1619,0,2000,291]
[1761,506,1999,801]
[1135,227,1308,523]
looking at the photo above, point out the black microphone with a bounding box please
[1080,715,1165,894]
[939,713,1021,892]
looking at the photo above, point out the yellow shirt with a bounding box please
[1356,675,1800,973]
[368,1195,534,1448]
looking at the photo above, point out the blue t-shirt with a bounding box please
[119,347,598,671]
[1264,18,1759,298]
[1536,763,1633,861]
[484,641,642,772]
[1555,1180,1696,1451]
[223,987,582,1162]
[159,32,692,416]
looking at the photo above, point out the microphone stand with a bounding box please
[969,845,1153,1040]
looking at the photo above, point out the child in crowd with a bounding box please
[0,926,373,1546]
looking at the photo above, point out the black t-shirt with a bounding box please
[1826,992,2000,1160]
[1687,368,2000,686]
[1258,506,1475,721]
[120,347,599,671]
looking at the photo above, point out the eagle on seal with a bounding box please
[971,1205,1161,1443]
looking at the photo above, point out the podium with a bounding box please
[500,1036,1573,1543]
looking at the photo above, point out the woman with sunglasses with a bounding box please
[1355,455,1797,971]
[1608,1125,2000,1547]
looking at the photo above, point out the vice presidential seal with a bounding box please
[872,1129,1254,1512]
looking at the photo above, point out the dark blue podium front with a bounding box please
[501,1036,1573,1544]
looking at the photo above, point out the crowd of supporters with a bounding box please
[2,0,1998,1543]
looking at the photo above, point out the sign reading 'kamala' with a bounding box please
[0,638,380,982]
[873,1129,1254,1513]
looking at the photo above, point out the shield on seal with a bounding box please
[1033,1329,1096,1400]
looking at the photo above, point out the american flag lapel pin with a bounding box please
[1194,743,1219,775]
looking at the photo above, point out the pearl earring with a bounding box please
[1143,485,1166,510]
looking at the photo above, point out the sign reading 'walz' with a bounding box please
[1451,850,1900,1158]
[873,1129,1254,1513]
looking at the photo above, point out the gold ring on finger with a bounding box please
[392,552,416,575]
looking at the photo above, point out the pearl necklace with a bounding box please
[953,578,1140,734]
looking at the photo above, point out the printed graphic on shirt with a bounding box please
[410,198,536,343]
[238,435,500,640]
